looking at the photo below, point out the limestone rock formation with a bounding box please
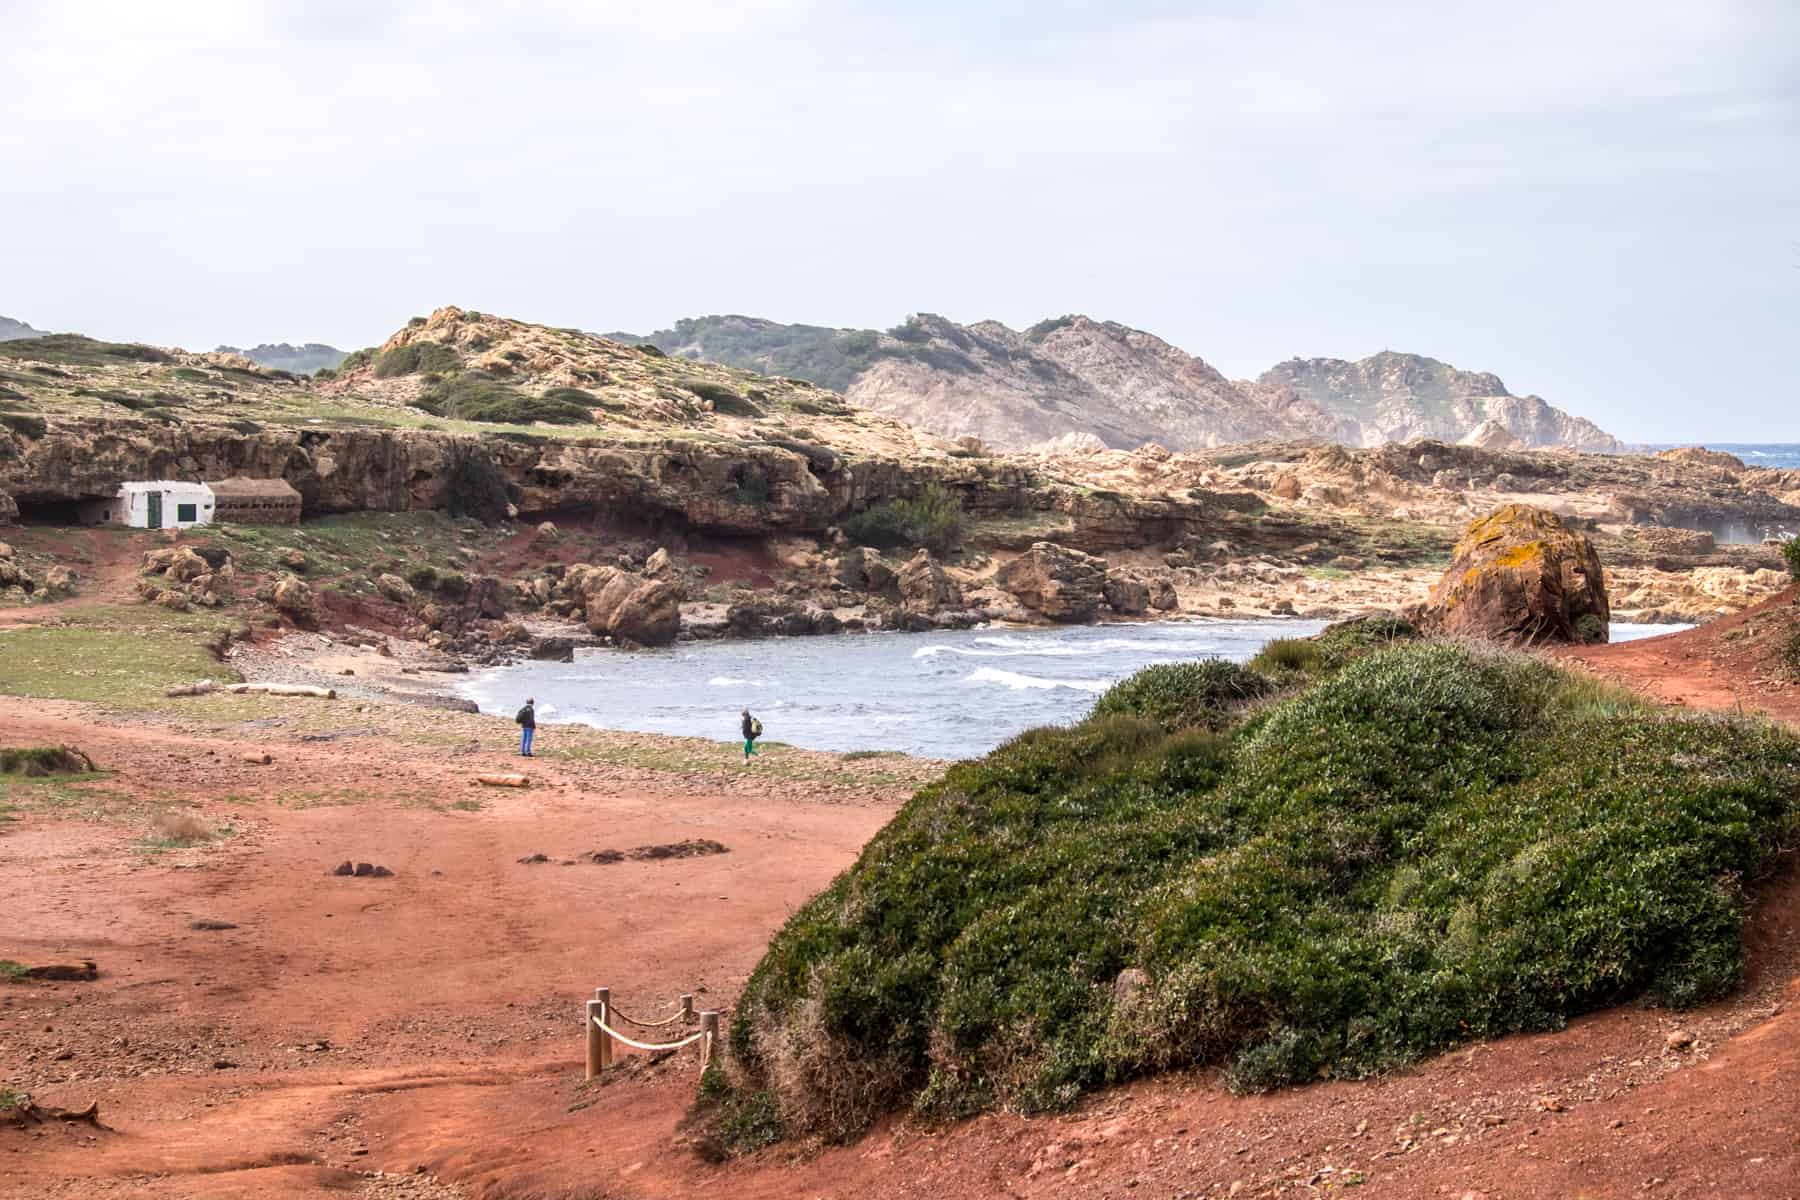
[271,574,317,625]
[897,549,961,612]
[376,573,415,603]
[1418,504,1609,644]
[581,567,681,646]
[996,542,1109,622]
[1102,570,1150,615]
[836,547,896,595]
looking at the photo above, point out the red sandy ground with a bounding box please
[4,608,1799,1198]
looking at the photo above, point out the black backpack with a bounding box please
[516,705,533,725]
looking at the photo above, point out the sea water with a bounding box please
[458,619,1690,761]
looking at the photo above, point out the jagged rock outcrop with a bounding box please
[376,573,415,603]
[0,491,15,525]
[897,549,961,612]
[995,542,1110,622]
[836,547,896,594]
[1417,504,1609,644]
[579,566,681,646]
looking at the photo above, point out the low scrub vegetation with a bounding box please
[1783,537,1800,582]
[699,637,1800,1150]
[0,334,173,368]
[416,373,594,426]
[440,444,512,525]
[0,746,96,777]
[372,340,461,378]
[841,484,965,556]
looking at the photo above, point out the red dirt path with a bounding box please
[5,604,1800,1198]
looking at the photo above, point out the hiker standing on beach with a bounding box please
[741,708,761,762]
[516,697,536,757]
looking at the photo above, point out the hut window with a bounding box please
[177,503,198,522]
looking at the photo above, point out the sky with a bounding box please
[2,0,1795,442]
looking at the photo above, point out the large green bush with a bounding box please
[841,485,965,556]
[1783,537,1800,582]
[702,642,1800,1149]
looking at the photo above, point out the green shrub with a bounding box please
[1090,660,1273,731]
[841,485,965,557]
[681,378,760,417]
[337,348,375,373]
[435,571,470,599]
[1,413,47,438]
[1,746,97,776]
[405,564,440,592]
[418,373,592,425]
[440,444,512,525]
[1247,637,1322,676]
[1783,538,1800,582]
[373,341,461,378]
[706,643,1800,1147]
[1782,629,1800,680]
[729,462,772,507]
[1310,613,1418,671]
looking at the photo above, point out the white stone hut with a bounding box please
[78,482,216,529]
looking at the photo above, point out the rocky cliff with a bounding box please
[630,314,1622,453]
[1259,351,1624,452]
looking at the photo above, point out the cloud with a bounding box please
[0,0,1794,439]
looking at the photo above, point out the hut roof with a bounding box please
[206,477,300,501]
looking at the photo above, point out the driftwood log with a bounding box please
[226,683,337,699]
[476,774,530,788]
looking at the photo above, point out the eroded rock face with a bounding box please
[996,541,1109,622]
[582,567,681,646]
[836,547,897,595]
[0,492,16,526]
[897,549,961,612]
[376,573,415,603]
[1418,504,1609,644]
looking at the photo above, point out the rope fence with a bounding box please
[584,986,720,1079]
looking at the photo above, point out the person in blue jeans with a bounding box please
[516,697,536,756]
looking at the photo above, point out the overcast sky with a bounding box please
[3,1,1795,441]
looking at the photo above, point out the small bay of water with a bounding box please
[458,619,1691,761]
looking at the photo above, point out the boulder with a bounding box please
[42,565,75,597]
[528,636,576,663]
[1146,576,1178,611]
[1102,571,1150,615]
[281,549,308,572]
[584,568,680,646]
[375,573,415,603]
[271,574,317,625]
[1418,504,1609,644]
[155,589,190,611]
[837,547,897,595]
[534,520,559,542]
[0,492,16,526]
[643,547,673,577]
[995,542,1108,622]
[897,549,961,612]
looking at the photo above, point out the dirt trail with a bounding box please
[5,611,1800,1198]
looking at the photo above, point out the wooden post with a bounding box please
[680,993,695,1020]
[700,1010,720,1068]
[584,998,604,1080]
[594,987,613,1069]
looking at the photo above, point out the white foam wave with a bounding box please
[964,667,1110,693]
[914,637,1219,660]
[708,676,767,687]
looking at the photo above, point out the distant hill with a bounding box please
[628,313,1623,453]
[0,315,45,342]
[216,342,347,375]
[1260,352,1623,453]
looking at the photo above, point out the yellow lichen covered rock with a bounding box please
[1419,504,1609,644]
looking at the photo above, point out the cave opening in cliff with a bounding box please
[11,496,90,526]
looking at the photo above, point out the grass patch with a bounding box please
[448,798,483,812]
[706,641,1800,1146]
[0,333,173,368]
[0,962,27,983]
[0,606,243,707]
